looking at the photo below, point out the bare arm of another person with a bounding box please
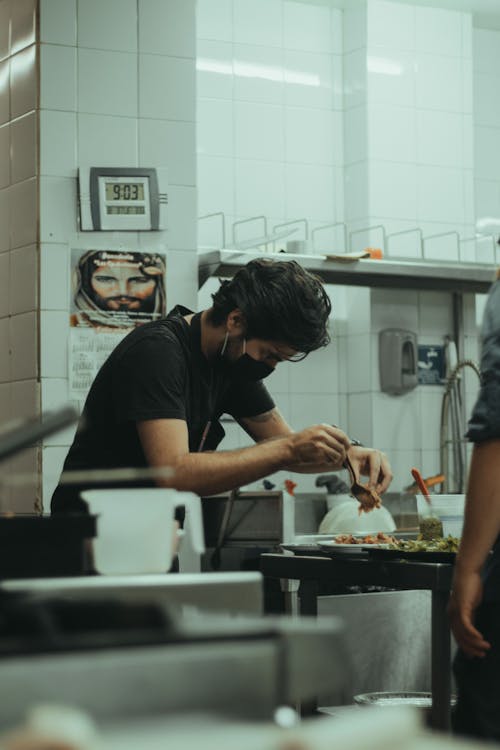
[137,412,350,497]
[448,439,500,658]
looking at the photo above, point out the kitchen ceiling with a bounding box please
[322,0,500,31]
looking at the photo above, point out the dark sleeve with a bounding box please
[111,334,188,423]
[222,380,275,419]
[466,281,500,443]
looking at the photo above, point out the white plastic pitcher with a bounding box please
[81,488,205,575]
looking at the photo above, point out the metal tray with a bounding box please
[364,547,456,564]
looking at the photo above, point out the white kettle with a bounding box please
[316,474,396,535]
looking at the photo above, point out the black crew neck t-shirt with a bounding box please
[51,305,275,514]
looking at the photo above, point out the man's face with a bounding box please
[90,265,157,311]
[226,336,300,367]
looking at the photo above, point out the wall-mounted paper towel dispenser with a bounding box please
[379,329,418,395]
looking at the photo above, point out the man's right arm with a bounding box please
[136,417,349,497]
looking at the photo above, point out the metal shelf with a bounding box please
[198,249,495,294]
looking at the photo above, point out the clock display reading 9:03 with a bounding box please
[105,182,145,201]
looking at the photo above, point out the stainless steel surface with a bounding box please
[0,571,264,615]
[198,249,495,293]
[0,612,350,727]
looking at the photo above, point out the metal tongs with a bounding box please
[343,454,382,513]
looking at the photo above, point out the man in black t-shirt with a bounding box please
[52,258,392,518]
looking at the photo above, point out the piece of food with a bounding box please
[387,535,460,553]
[355,486,382,514]
[419,516,444,540]
[333,532,398,545]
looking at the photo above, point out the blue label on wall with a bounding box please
[418,345,446,385]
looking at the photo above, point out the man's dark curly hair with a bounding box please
[209,258,331,356]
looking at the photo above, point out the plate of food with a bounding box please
[363,535,459,563]
[318,532,399,557]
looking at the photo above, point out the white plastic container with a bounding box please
[416,494,465,538]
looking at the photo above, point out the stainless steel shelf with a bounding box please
[198,249,495,294]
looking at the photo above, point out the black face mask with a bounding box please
[230,354,275,381]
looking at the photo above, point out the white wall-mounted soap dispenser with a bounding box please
[379,328,418,395]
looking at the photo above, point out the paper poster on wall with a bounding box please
[69,248,166,401]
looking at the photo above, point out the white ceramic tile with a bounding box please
[39,176,76,244]
[285,107,333,165]
[10,110,36,184]
[346,332,372,393]
[475,126,500,182]
[235,159,285,217]
[197,98,234,158]
[345,287,371,336]
[417,166,464,224]
[347,392,372,447]
[78,48,137,117]
[139,54,195,121]
[343,5,366,54]
[0,382,11,425]
[139,118,195,186]
[10,44,36,118]
[0,187,9,252]
[0,317,10,382]
[0,250,9,317]
[344,49,366,109]
[369,162,417,221]
[284,50,332,109]
[0,0,10,61]
[197,0,233,42]
[40,243,70,311]
[473,29,500,74]
[462,14,472,59]
[265,359,291,395]
[332,114,344,169]
[419,390,445,453]
[332,54,343,111]
[462,114,474,170]
[371,288,419,335]
[234,0,282,48]
[163,249,198,310]
[0,123,9,188]
[41,378,78,446]
[463,172,475,227]
[10,311,38,380]
[10,0,35,56]
[290,344,339,395]
[416,110,462,168]
[42,446,70,510]
[372,389,421,451]
[343,105,366,166]
[78,0,137,52]
[10,177,37,249]
[462,57,473,115]
[139,0,195,57]
[40,44,76,111]
[474,179,500,218]
[387,450,422,493]
[331,8,342,56]
[418,291,454,336]
[419,221,461,261]
[285,163,334,222]
[11,378,40,420]
[77,113,138,169]
[0,59,9,125]
[415,6,462,57]
[40,310,68,377]
[40,110,76,178]
[10,243,37,315]
[474,72,500,128]
[344,162,369,222]
[368,49,416,108]
[284,1,332,54]
[40,0,76,45]
[369,103,416,163]
[233,44,284,105]
[415,54,461,112]
[196,40,233,100]
[234,100,283,162]
[165,185,196,251]
[197,155,234,216]
[368,0,415,51]
[289,393,340,432]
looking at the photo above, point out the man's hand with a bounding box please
[287,424,350,470]
[347,445,392,494]
[448,570,491,658]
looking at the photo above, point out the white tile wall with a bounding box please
[368,0,415,51]
[40,110,77,177]
[39,44,76,111]
[39,0,77,46]
[77,113,138,167]
[78,49,138,117]
[0,1,11,61]
[139,119,196,186]
[197,0,233,43]
[0,123,9,188]
[140,54,196,121]
[78,0,137,53]
[10,110,36,183]
[10,44,36,118]
[139,0,195,57]
[197,98,234,157]
[10,0,36,56]
[40,243,70,311]
[0,60,9,125]
[10,244,37,314]
[233,0,282,48]
[197,40,233,100]
[233,44,284,104]
[39,176,76,244]
[10,177,36,249]
[10,311,38,380]
[284,1,332,54]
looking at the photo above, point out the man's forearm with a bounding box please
[163,439,294,496]
[455,440,500,574]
